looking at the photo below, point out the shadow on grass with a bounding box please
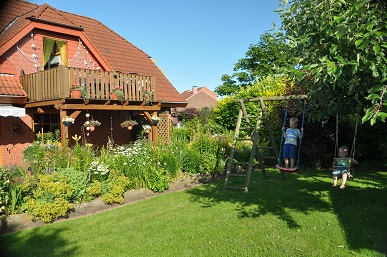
[186,168,387,255]
[0,226,75,257]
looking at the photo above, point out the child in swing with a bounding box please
[282,117,303,169]
[332,146,359,189]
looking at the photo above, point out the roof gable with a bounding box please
[185,90,217,109]
[0,0,186,104]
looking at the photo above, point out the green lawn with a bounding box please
[0,168,386,257]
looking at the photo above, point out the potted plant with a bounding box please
[120,120,138,130]
[111,86,124,101]
[62,116,75,127]
[83,120,101,132]
[142,124,152,134]
[151,114,160,125]
[142,90,154,105]
[70,84,82,98]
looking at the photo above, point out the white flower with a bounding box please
[62,116,75,123]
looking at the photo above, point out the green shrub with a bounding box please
[23,174,73,223]
[158,150,179,179]
[54,168,88,203]
[101,185,126,204]
[182,148,201,174]
[0,167,10,222]
[144,166,169,192]
[85,181,103,201]
[100,171,131,204]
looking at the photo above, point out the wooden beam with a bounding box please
[53,104,161,111]
[25,99,65,108]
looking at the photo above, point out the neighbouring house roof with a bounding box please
[0,0,187,105]
[180,86,217,109]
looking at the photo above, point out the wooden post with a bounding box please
[60,110,67,143]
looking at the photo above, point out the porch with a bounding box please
[19,66,162,144]
[20,66,156,105]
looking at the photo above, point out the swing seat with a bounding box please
[276,164,298,173]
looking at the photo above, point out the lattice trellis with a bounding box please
[157,113,172,144]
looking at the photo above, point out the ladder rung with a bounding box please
[235,138,252,141]
[257,146,274,149]
[230,161,249,165]
[225,186,247,191]
[228,173,247,177]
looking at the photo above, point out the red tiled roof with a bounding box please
[181,86,218,101]
[185,90,217,109]
[0,0,187,104]
[180,86,218,109]
[0,75,27,96]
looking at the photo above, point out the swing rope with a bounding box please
[334,114,358,159]
[350,115,359,159]
[296,103,306,168]
[277,106,288,166]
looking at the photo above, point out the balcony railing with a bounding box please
[20,66,156,103]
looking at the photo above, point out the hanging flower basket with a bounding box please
[120,120,138,128]
[151,115,160,125]
[83,120,101,132]
[62,116,75,127]
[63,121,73,127]
[142,124,151,134]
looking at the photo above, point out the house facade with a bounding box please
[0,0,187,166]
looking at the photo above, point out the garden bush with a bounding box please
[23,174,73,223]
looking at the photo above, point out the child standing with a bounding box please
[332,146,358,189]
[282,117,303,169]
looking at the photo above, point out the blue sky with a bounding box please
[30,0,282,94]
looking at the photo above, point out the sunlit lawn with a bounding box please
[0,168,386,257]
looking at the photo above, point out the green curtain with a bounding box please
[43,38,55,67]
[56,40,68,66]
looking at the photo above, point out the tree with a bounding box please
[215,32,297,96]
[278,0,387,125]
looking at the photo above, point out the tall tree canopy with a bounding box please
[278,0,387,125]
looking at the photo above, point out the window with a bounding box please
[33,114,59,135]
[43,38,68,70]
[44,42,61,69]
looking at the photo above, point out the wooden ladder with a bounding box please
[223,98,279,192]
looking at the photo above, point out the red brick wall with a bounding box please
[0,115,34,167]
[0,29,101,77]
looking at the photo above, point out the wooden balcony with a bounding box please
[20,66,156,104]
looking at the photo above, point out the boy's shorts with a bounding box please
[283,144,296,159]
[332,169,348,176]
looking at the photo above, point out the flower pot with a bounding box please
[152,119,159,125]
[71,89,82,98]
[111,92,118,100]
[127,125,133,130]
[63,121,73,127]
